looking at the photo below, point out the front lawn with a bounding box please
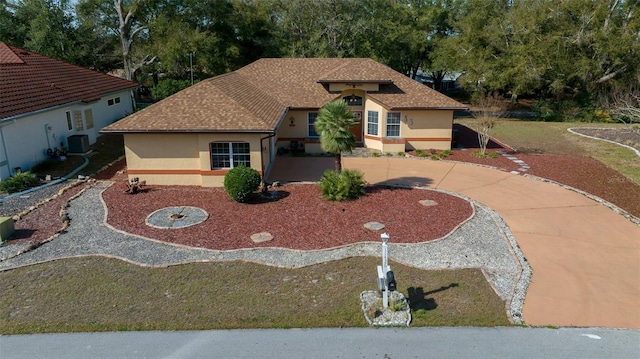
[0,256,510,334]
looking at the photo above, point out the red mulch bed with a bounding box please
[10,184,87,246]
[102,182,473,250]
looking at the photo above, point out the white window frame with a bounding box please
[107,97,121,106]
[307,112,319,138]
[367,111,379,136]
[386,112,401,137]
[65,111,73,131]
[210,142,251,170]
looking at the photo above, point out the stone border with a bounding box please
[568,127,640,157]
[523,174,640,227]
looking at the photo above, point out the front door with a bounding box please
[351,111,363,142]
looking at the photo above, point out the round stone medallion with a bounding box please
[145,206,209,229]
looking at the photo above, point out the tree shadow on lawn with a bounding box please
[454,123,507,150]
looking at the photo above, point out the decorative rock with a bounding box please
[146,206,209,229]
[360,290,411,327]
[250,232,273,243]
[419,199,438,207]
[364,221,385,231]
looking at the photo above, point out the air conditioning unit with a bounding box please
[68,134,90,153]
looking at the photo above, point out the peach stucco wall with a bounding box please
[124,133,267,187]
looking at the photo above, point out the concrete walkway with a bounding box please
[334,157,640,329]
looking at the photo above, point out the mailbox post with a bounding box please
[377,232,396,308]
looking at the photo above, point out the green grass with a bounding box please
[0,257,509,334]
[457,119,640,185]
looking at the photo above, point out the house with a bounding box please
[0,42,138,180]
[101,58,466,187]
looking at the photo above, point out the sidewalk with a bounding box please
[343,157,640,329]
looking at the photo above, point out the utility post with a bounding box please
[188,52,195,86]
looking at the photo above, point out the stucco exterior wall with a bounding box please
[399,110,453,150]
[124,132,266,187]
[0,89,133,180]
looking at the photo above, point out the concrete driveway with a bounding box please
[270,156,640,328]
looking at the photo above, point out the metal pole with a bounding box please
[189,52,194,86]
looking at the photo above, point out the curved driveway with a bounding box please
[343,157,640,329]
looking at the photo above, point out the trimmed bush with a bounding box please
[318,169,366,201]
[223,166,262,203]
[0,171,40,194]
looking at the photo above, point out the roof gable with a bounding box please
[0,42,138,120]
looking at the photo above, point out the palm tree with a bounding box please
[315,100,358,172]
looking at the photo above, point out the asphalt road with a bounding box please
[1,327,639,359]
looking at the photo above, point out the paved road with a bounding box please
[1,327,638,359]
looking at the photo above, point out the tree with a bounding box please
[314,100,358,172]
[471,92,505,157]
[607,80,640,124]
[6,0,80,62]
[113,0,156,81]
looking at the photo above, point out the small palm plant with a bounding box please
[314,100,358,172]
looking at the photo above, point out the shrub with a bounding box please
[472,150,498,158]
[223,166,262,203]
[384,152,393,157]
[0,171,40,193]
[318,169,366,201]
[372,152,380,157]
[397,152,405,157]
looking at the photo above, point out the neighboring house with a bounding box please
[0,42,138,180]
[101,58,466,187]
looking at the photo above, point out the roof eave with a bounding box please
[100,128,275,134]
[317,79,394,85]
[388,106,469,111]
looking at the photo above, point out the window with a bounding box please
[210,142,250,169]
[65,111,73,131]
[386,112,401,137]
[114,97,121,104]
[308,112,319,137]
[73,111,84,131]
[107,99,114,106]
[84,109,94,129]
[367,111,379,136]
[343,95,362,106]
[107,97,120,106]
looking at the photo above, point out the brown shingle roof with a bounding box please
[103,58,465,133]
[0,42,138,120]
[105,73,285,132]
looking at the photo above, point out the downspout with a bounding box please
[0,121,14,180]
[260,132,276,191]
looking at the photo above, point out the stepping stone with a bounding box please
[419,199,438,207]
[251,232,273,243]
[364,221,385,231]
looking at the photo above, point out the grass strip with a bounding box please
[0,256,509,334]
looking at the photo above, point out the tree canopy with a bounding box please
[2,0,637,111]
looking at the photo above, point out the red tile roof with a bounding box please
[103,58,466,133]
[0,42,138,120]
